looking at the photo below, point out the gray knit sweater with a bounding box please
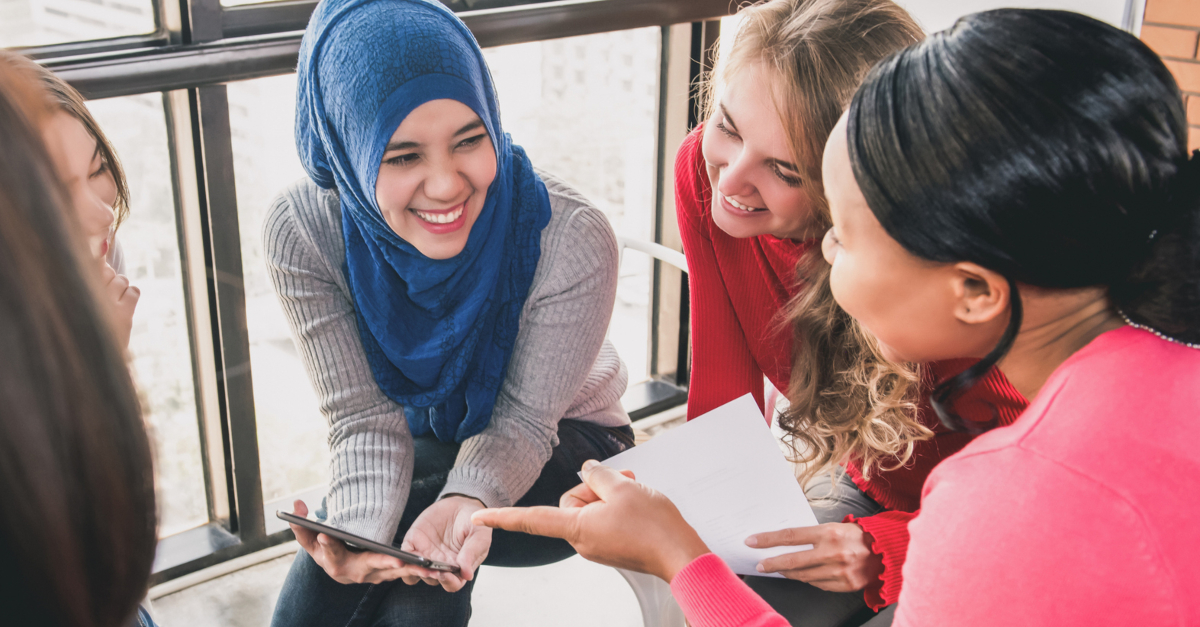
[264,172,630,543]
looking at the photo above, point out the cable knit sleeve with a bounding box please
[439,174,628,507]
[671,554,791,627]
[263,182,414,543]
[846,510,917,610]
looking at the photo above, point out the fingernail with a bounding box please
[745,536,758,547]
[756,563,765,573]
[582,460,599,471]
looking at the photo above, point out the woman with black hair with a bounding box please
[476,8,1200,627]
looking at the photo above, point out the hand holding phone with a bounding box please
[280,500,457,587]
[277,510,460,573]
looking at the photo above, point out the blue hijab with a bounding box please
[295,0,552,442]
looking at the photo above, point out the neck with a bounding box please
[996,292,1123,401]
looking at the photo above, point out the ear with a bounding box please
[950,262,1009,326]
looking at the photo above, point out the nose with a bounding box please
[821,228,837,265]
[89,193,116,233]
[716,146,756,201]
[74,185,115,237]
[422,157,466,203]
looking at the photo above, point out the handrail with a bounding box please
[48,0,735,99]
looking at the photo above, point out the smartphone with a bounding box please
[276,510,460,573]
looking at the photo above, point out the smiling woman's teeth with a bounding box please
[723,194,766,212]
[415,207,464,224]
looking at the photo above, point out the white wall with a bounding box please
[893,0,1145,33]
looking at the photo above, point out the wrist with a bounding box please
[441,493,486,508]
[659,531,711,584]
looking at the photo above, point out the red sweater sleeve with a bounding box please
[671,553,791,627]
[675,127,766,418]
[845,510,917,610]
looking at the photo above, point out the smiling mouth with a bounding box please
[722,193,767,213]
[412,202,466,225]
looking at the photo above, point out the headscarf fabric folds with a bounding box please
[295,0,552,442]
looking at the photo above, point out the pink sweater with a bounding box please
[671,326,1200,627]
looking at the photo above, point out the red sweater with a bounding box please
[675,126,1028,608]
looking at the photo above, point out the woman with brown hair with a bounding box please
[0,52,158,627]
[481,1,1025,625]
[10,53,141,348]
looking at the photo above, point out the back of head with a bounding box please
[715,0,930,482]
[0,51,156,627]
[847,9,1200,428]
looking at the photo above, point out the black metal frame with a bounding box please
[15,0,731,583]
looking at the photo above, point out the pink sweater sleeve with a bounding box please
[670,554,791,627]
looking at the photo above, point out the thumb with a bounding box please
[580,461,635,500]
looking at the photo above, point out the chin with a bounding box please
[415,239,468,260]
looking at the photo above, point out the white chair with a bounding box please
[613,236,688,627]
[617,236,689,274]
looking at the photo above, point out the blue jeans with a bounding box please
[271,419,634,627]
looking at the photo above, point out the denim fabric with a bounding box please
[742,470,892,627]
[132,605,159,627]
[271,420,634,626]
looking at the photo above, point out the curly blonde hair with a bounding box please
[707,0,934,485]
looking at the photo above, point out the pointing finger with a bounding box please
[471,506,577,541]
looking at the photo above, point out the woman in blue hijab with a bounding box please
[265,0,634,622]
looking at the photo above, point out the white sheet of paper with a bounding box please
[598,394,819,578]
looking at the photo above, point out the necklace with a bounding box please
[1118,310,1200,350]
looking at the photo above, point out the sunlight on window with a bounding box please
[88,94,209,538]
[0,0,156,48]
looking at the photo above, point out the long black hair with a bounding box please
[0,52,158,627]
[846,9,1200,431]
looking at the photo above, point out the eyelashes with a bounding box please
[715,119,803,188]
[382,134,489,168]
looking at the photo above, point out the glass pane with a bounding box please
[484,27,661,384]
[0,0,156,48]
[226,74,331,506]
[87,94,208,537]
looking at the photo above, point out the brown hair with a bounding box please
[708,0,932,484]
[14,55,132,231]
[0,51,156,627]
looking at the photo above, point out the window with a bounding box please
[227,74,330,507]
[0,0,156,48]
[483,28,661,382]
[88,94,209,537]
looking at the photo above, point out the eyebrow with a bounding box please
[384,119,486,153]
[720,103,739,133]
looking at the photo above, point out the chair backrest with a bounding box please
[616,236,688,274]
